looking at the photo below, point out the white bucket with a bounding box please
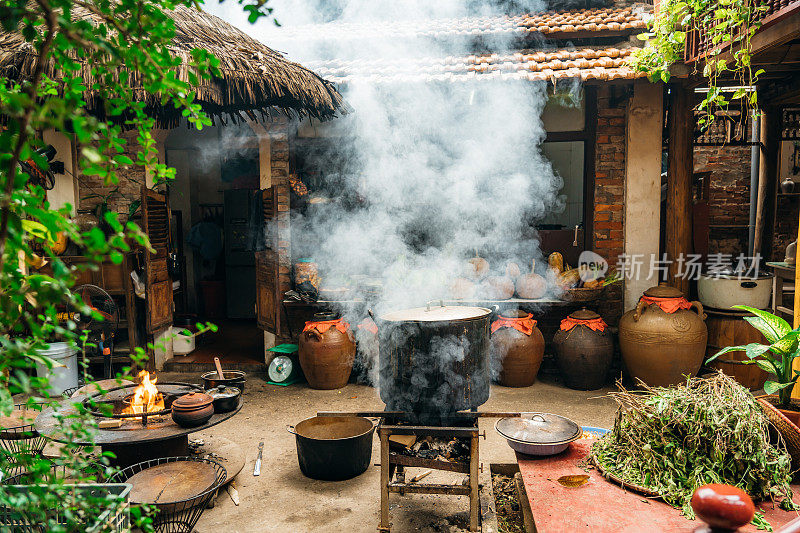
[35,342,79,394]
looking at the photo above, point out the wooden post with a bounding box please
[666,84,694,295]
[795,212,800,329]
[469,434,479,532]
[753,108,780,261]
[379,431,390,532]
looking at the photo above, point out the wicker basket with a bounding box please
[756,395,800,473]
[561,286,604,303]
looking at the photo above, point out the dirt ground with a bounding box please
[155,371,618,533]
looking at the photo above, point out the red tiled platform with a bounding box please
[517,440,800,533]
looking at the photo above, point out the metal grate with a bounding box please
[108,456,226,533]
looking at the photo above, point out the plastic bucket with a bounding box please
[35,342,79,394]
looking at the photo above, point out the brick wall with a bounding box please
[775,197,799,261]
[694,144,752,257]
[76,129,144,230]
[593,85,628,325]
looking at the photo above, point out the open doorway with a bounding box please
[164,123,264,369]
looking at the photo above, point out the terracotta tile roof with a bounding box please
[517,6,649,35]
[274,5,650,42]
[304,46,644,84]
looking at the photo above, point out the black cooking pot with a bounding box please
[205,385,241,413]
[288,416,375,481]
[373,301,494,425]
[201,370,246,392]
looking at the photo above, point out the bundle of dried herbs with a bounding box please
[591,373,796,528]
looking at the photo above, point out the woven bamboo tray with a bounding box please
[756,395,800,473]
[590,453,661,498]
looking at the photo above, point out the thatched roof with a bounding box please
[0,5,345,124]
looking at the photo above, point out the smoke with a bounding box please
[204,0,583,408]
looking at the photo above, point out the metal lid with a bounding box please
[699,272,774,281]
[313,311,339,321]
[380,305,491,322]
[172,392,213,409]
[496,413,581,445]
[206,386,240,399]
[643,283,684,299]
[568,308,599,320]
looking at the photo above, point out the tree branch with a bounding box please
[0,0,57,273]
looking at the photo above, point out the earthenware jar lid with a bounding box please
[500,309,529,319]
[568,308,599,320]
[495,413,580,445]
[643,283,684,299]
[173,392,213,409]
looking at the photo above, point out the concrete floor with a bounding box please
[158,371,619,533]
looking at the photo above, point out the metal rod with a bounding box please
[749,110,762,257]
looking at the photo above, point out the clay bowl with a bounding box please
[171,393,214,428]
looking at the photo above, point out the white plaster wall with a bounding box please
[623,81,664,310]
[42,130,77,213]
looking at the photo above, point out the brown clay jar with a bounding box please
[553,309,613,390]
[618,283,708,387]
[490,310,544,387]
[299,313,356,390]
[171,392,214,428]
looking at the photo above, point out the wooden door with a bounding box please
[142,187,173,334]
[255,187,281,335]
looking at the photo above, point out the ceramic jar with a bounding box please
[618,283,707,387]
[299,313,356,390]
[553,308,613,390]
[171,392,214,427]
[490,310,544,387]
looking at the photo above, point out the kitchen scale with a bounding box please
[266,344,302,386]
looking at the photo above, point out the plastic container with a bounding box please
[34,342,79,395]
[172,327,201,355]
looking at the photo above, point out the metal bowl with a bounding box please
[496,413,583,456]
[200,370,246,392]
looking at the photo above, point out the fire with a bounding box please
[122,370,164,415]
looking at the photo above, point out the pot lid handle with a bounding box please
[426,300,445,311]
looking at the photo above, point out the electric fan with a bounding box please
[73,284,119,379]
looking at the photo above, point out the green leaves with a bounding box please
[736,305,792,343]
[764,380,796,395]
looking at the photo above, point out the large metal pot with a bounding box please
[287,416,375,481]
[374,302,493,424]
[697,273,773,310]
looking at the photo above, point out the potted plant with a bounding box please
[707,305,800,472]
[707,305,800,419]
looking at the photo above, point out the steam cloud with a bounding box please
[204,0,584,392]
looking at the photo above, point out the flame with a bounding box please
[121,370,164,415]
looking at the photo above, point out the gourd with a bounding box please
[516,260,547,299]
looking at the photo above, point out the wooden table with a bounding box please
[768,261,796,319]
[516,439,800,533]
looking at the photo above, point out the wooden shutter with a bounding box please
[255,187,281,334]
[142,187,173,334]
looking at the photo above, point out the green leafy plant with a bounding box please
[632,0,769,127]
[0,0,274,529]
[707,305,800,407]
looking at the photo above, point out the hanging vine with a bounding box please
[631,0,770,128]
